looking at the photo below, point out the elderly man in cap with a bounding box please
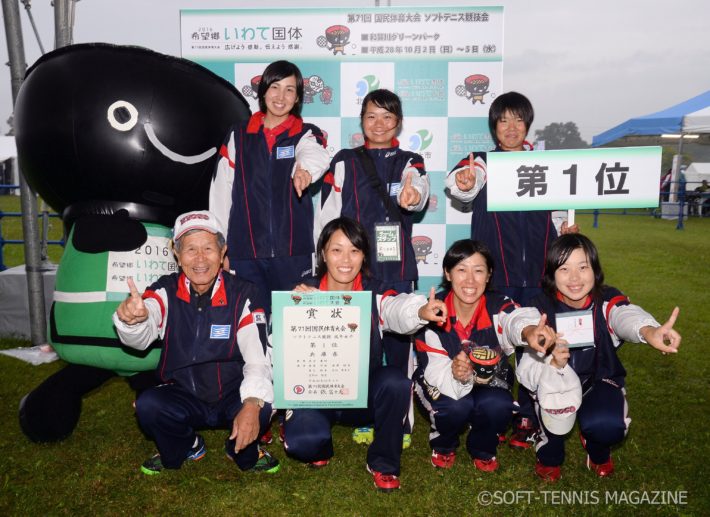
[113,210,279,475]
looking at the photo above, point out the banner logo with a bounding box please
[455,74,491,105]
[316,25,351,55]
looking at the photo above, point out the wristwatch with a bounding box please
[243,397,265,408]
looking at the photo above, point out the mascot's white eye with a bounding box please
[107,100,138,131]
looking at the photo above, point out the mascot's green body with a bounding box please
[50,223,171,375]
[13,43,251,442]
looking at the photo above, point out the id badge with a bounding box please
[374,222,401,262]
[555,310,594,348]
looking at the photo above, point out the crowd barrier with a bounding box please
[0,185,63,271]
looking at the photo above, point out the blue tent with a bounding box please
[592,90,710,147]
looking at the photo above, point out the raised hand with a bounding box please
[398,171,421,208]
[418,286,448,324]
[640,307,681,354]
[116,278,149,325]
[293,161,312,198]
[521,313,557,353]
[454,153,476,192]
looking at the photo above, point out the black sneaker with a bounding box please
[225,440,280,474]
[141,434,206,475]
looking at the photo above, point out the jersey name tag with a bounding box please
[210,324,231,339]
[555,310,594,348]
[276,145,295,159]
[374,222,402,262]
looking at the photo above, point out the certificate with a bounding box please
[271,291,372,409]
[556,310,594,348]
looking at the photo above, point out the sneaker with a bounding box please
[431,450,456,469]
[579,434,614,477]
[307,459,329,468]
[250,447,281,474]
[259,428,273,445]
[535,461,561,482]
[352,427,412,449]
[509,417,538,450]
[586,455,614,477]
[352,426,374,445]
[473,457,499,472]
[141,434,206,475]
[225,441,280,474]
[366,464,400,492]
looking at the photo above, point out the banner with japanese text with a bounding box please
[271,290,372,409]
[180,6,504,294]
[486,147,662,211]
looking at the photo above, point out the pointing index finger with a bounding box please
[127,277,141,298]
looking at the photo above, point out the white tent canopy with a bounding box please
[685,162,710,186]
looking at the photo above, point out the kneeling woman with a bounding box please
[283,217,446,492]
[518,233,681,481]
[414,240,550,472]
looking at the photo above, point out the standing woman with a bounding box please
[283,217,446,492]
[210,60,330,310]
[518,233,681,481]
[318,88,429,373]
[414,240,553,472]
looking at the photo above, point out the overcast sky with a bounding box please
[1,0,709,142]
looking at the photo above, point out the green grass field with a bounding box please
[1,211,709,516]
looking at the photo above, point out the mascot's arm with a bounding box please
[113,297,165,351]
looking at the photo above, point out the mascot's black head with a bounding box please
[14,43,251,229]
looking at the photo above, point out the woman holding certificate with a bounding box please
[282,217,445,492]
[517,233,681,481]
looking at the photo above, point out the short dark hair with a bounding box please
[360,89,403,128]
[488,91,534,141]
[316,217,371,279]
[441,239,494,291]
[257,60,304,117]
[542,234,605,300]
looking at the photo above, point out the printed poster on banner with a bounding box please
[180,6,505,293]
[106,225,178,300]
[486,147,663,211]
[272,290,372,409]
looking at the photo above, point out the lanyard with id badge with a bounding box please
[555,310,595,348]
[355,146,403,263]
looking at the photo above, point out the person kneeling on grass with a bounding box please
[113,210,279,475]
[282,217,447,492]
[521,233,681,482]
[413,239,555,473]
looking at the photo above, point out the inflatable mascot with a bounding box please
[13,43,251,442]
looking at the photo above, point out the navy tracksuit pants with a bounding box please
[536,379,628,466]
[136,383,272,470]
[283,366,411,475]
[426,386,513,460]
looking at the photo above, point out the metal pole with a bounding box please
[2,0,47,345]
[54,0,73,48]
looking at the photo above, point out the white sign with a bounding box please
[486,147,662,211]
